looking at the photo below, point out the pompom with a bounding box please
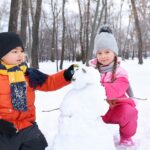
[98,24,112,34]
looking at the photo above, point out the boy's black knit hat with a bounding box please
[0,32,24,59]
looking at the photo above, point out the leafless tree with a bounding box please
[104,0,107,24]
[85,0,90,62]
[136,0,150,58]
[31,0,42,68]
[77,0,85,63]
[8,0,20,32]
[4,0,149,64]
[60,0,66,69]
[65,15,79,62]
[50,0,60,63]
[87,0,106,65]
[20,0,29,47]
[130,0,143,64]
[117,0,125,56]
[50,0,61,70]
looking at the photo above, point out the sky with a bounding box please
[35,59,150,150]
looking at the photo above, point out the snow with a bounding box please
[35,59,150,150]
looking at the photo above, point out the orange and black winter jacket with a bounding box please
[0,70,69,131]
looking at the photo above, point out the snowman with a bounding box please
[51,66,116,150]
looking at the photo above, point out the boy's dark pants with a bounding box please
[0,123,48,150]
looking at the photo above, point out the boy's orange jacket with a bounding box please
[0,70,69,131]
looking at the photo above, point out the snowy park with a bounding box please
[35,59,150,150]
[0,0,150,150]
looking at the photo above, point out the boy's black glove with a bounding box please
[64,64,79,81]
[0,119,17,137]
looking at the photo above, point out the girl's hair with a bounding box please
[111,56,117,82]
[96,55,118,82]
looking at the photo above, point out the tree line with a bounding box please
[0,0,149,69]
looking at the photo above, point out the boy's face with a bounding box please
[1,47,25,65]
[96,49,116,65]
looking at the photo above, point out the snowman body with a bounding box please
[51,66,116,150]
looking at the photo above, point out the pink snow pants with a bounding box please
[102,103,138,139]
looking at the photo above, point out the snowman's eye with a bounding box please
[71,78,76,81]
[82,68,87,73]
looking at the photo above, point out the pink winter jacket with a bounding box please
[101,66,136,107]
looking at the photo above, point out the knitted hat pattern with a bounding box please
[0,32,24,59]
[93,25,119,55]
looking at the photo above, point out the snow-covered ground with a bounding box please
[35,59,150,150]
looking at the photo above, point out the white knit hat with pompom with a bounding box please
[93,25,119,55]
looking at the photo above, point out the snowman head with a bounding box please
[71,66,100,89]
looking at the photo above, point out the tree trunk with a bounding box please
[85,0,90,62]
[104,0,107,24]
[86,0,100,65]
[130,0,143,64]
[118,0,124,57]
[31,0,42,68]
[96,0,106,32]
[20,0,28,47]
[60,0,66,69]
[86,0,105,65]
[8,0,19,32]
[56,15,59,71]
[51,0,57,62]
[27,0,34,64]
[77,0,85,63]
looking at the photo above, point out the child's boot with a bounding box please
[119,136,134,147]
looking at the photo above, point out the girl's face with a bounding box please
[1,47,25,65]
[96,49,116,65]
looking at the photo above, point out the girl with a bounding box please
[89,26,138,147]
[0,32,75,150]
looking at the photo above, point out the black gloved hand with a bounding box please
[0,119,17,137]
[64,64,79,81]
